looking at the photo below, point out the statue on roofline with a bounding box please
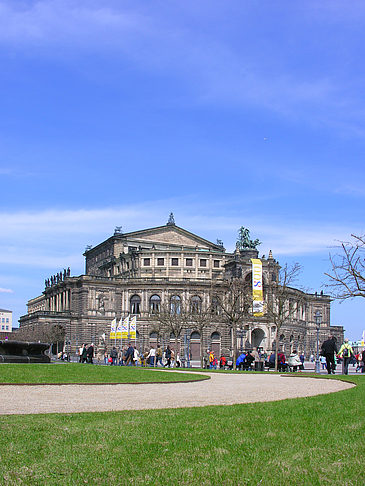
[236,227,261,250]
[167,212,176,226]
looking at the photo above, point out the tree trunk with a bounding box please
[274,328,279,372]
[232,326,238,370]
[200,334,204,369]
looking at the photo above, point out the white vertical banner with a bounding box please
[251,258,264,316]
[116,318,122,339]
[109,318,116,339]
[122,316,129,339]
[130,315,137,339]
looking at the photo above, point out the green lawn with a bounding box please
[0,374,364,485]
[0,363,208,384]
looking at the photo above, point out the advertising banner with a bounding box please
[130,316,137,339]
[116,318,122,339]
[109,318,116,339]
[251,258,264,316]
[121,316,129,339]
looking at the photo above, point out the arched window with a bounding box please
[191,331,201,340]
[210,332,221,357]
[211,332,220,342]
[279,334,285,342]
[150,294,161,313]
[149,331,158,339]
[191,295,202,314]
[130,294,141,314]
[170,295,181,315]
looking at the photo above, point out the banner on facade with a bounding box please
[121,316,129,339]
[110,318,117,339]
[116,318,122,339]
[130,315,137,339]
[251,258,264,317]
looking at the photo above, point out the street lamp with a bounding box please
[315,310,322,374]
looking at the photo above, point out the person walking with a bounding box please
[164,345,172,368]
[81,344,88,363]
[156,344,163,367]
[133,346,140,366]
[361,348,365,374]
[86,343,94,364]
[147,346,156,367]
[321,335,338,375]
[338,338,354,375]
[110,347,118,366]
[209,350,215,369]
[125,343,135,366]
[78,344,84,363]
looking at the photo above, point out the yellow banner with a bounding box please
[130,315,137,339]
[109,318,116,339]
[251,258,264,316]
[122,316,129,339]
[116,318,122,339]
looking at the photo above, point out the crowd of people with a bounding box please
[67,336,364,374]
[320,335,365,375]
[77,343,183,368]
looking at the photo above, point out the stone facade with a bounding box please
[19,222,344,363]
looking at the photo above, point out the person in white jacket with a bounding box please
[133,346,140,366]
[288,350,302,372]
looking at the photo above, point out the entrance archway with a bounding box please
[251,328,265,349]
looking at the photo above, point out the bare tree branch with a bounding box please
[325,234,365,300]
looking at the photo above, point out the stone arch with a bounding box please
[130,294,141,314]
[170,295,181,315]
[210,331,221,357]
[149,294,161,313]
[251,328,266,349]
[190,331,201,360]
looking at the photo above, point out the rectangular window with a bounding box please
[171,258,179,266]
[1,325,4,330]
[1,318,4,323]
[5,326,8,330]
[200,259,207,267]
[213,260,220,268]
[186,258,193,266]
[144,258,151,266]
[6,318,9,323]
[157,258,164,266]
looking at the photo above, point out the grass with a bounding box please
[0,363,208,384]
[0,373,364,485]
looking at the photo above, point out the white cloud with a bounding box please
[0,201,361,270]
[0,287,13,293]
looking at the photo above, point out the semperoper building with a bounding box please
[19,216,344,363]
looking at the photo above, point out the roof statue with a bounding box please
[236,227,261,250]
[114,226,123,235]
[166,212,176,226]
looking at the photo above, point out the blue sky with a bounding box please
[1,0,364,339]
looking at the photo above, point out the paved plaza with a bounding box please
[0,371,353,415]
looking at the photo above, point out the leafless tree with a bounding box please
[325,234,365,299]
[266,262,303,371]
[188,299,214,368]
[213,278,252,370]
[151,295,190,367]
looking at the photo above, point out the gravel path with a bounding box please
[0,372,353,415]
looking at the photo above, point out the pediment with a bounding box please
[124,225,222,251]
